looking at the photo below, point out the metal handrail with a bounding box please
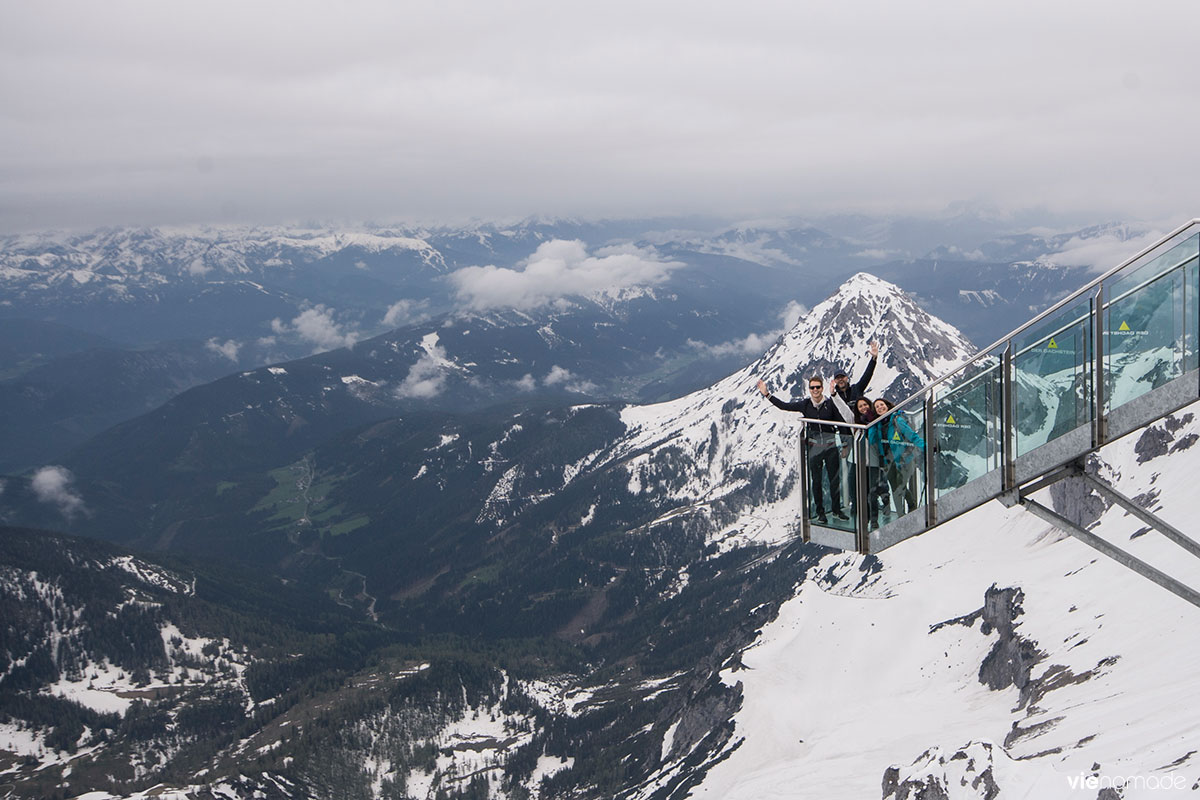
[1105,248,1198,308]
[761,396,872,432]
[891,219,1200,412]
[768,406,927,433]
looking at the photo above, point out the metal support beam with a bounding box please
[1015,462,1082,498]
[1078,471,1200,561]
[1021,498,1200,610]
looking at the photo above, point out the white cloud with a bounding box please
[543,365,573,386]
[565,378,599,394]
[31,466,86,520]
[542,365,598,394]
[1047,227,1165,273]
[205,337,241,362]
[514,373,537,392]
[449,240,684,312]
[690,300,807,358]
[271,305,358,353]
[382,298,428,328]
[395,345,449,399]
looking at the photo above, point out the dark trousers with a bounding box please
[865,466,888,522]
[885,459,919,514]
[807,441,842,516]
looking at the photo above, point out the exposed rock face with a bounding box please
[1135,413,1197,464]
[1136,425,1173,463]
[664,680,743,763]
[977,585,1043,709]
[883,742,1002,800]
[930,584,1043,709]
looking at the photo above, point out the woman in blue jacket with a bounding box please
[868,398,925,517]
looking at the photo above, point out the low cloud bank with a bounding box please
[205,338,242,362]
[542,364,598,394]
[271,305,359,353]
[394,344,450,399]
[689,300,807,358]
[450,240,684,312]
[513,367,599,395]
[382,298,429,328]
[1049,227,1164,273]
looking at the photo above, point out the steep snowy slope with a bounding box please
[683,411,1200,799]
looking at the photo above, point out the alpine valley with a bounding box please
[1,217,1198,800]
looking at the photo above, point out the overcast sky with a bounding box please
[3,0,1199,233]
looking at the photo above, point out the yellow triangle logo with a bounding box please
[946,414,956,425]
[1047,338,1058,349]
[893,431,902,441]
[1119,320,1131,331]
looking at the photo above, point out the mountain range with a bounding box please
[2,217,1197,799]
[0,216,1135,474]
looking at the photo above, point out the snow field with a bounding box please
[693,419,1200,798]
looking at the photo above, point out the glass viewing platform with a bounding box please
[801,219,1200,556]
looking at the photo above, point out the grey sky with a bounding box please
[3,0,1199,232]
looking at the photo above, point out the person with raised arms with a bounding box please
[757,374,852,525]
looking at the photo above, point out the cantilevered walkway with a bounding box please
[800,220,1200,606]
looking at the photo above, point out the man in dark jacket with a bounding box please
[756,375,850,524]
[832,340,879,405]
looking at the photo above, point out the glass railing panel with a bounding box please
[853,429,886,532]
[1106,233,1199,305]
[1013,296,1093,456]
[1104,260,1192,410]
[841,429,870,535]
[933,355,1003,498]
[1187,256,1200,376]
[868,398,927,526]
[802,425,855,532]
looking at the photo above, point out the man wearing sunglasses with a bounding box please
[756,374,852,525]
[832,340,879,405]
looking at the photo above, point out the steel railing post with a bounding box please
[799,427,811,543]
[924,391,936,529]
[1002,344,1015,492]
[855,430,869,554]
[1093,285,1107,447]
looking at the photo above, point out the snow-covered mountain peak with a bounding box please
[761,271,974,404]
[609,273,977,553]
